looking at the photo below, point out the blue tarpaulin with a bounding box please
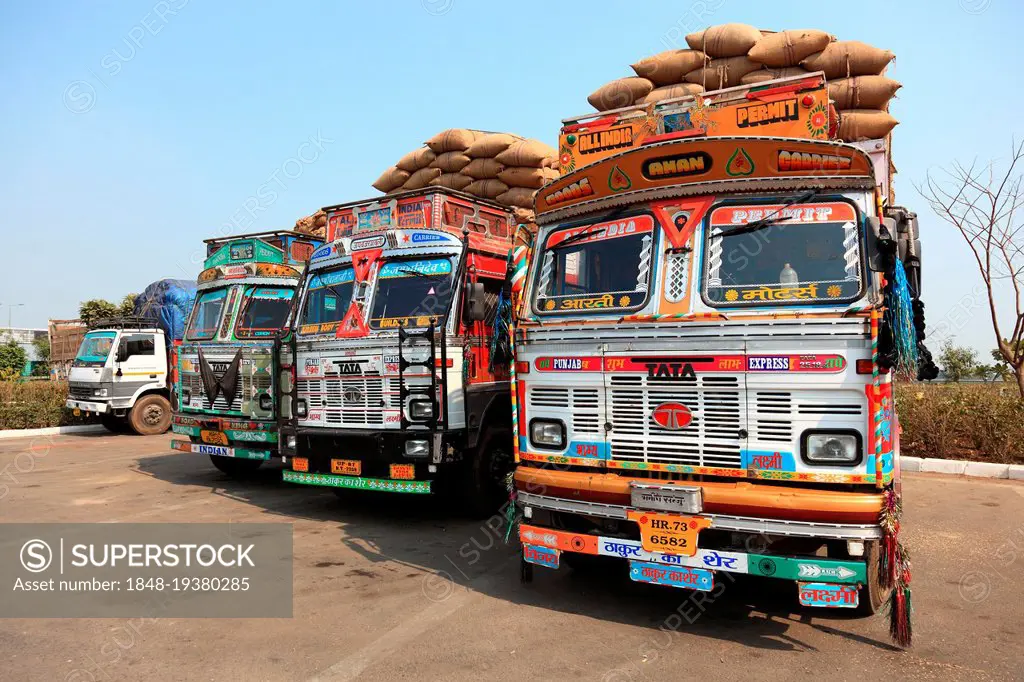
[133,279,198,346]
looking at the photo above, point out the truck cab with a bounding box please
[66,318,173,435]
[279,188,517,514]
[171,230,322,476]
[512,74,923,628]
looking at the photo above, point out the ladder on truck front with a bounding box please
[397,316,448,433]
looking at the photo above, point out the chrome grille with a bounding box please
[526,386,602,436]
[608,374,743,468]
[298,371,399,426]
[180,372,245,413]
[753,391,793,444]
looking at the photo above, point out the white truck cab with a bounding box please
[66,318,173,435]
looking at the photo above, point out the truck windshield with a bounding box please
[704,200,863,306]
[187,289,227,340]
[369,258,455,329]
[534,214,655,314]
[236,286,295,338]
[299,268,354,334]
[74,331,117,367]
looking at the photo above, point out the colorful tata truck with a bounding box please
[171,230,322,476]
[512,74,923,645]
[279,188,517,514]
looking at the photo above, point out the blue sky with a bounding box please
[1,0,1021,355]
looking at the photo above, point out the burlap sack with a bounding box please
[402,167,442,190]
[748,29,833,67]
[495,139,557,167]
[462,157,505,180]
[372,166,410,193]
[430,151,472,173]
[395,146,436,173]
[513,206,536,225]
[546,158,560,170]
[639,83,704,105]
[498,166,559,190]
[314,211,327,228]
[837,109,898,141]
[465,133,520,158]
[685,56,761,89]
[496,187,537,208]
[828,76,901,111]
[801,41,895,79]
[686,23,762,58]
[464,179,509,200]
[740,67,808,85]
[630,49,708,86]
[425,128,480,154]
[429,173,474,191]
[587,77,654,111]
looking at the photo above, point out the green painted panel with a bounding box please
[283,470,431,494]
[748,554,866,584]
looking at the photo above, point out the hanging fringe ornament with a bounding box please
[503,471,519,543]
[879,487,913,647]
[490,288,512,371]
[884,259,918,377]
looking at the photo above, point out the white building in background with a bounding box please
[0,328,48,376]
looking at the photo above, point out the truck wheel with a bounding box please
[462,427,514,519]
[209,455,263,477]
[100,414,130,434]
[857,540,892,615]
[128,395,172,435]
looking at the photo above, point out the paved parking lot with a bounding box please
[1,432,1022,681]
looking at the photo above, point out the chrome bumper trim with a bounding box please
[516,492,882,540]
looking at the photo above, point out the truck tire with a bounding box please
[209,455,263,477]
[100,414,131,434]
[461,427,514,519]
[857,540,892,615]
[128,394,172,435]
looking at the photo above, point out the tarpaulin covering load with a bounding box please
[133,279,198,346]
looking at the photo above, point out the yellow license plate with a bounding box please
[331,459,361,475]
[73,408,81,416]
[390,464,415,480]
[627,510,712,556]
[292,457,309,472]
[201,430,229,446]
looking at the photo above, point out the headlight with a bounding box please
[803,431,861,465]
[258,393,273,411]
[295,399,308,418]
[408,399,434,420]
[93,388,108,398]
[530,419,565,450]
[405,439,430,458]
[285,435,297,450]
[181,388,191,403]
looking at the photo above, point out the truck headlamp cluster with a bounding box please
[92,388,108,398]
[408,399,434,420]
[181,388,191,404]
[530,419,565,450]
[404,440,430,458]
[801,431,861,465]
[258,394,273,411]
[295,399,308,418]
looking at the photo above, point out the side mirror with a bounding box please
[116,344,129,363]
[465,282,487,322]
[865,216,896,273]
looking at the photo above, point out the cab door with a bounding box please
[113,333,164,401]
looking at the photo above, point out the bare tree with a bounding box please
[920,140,1024,398]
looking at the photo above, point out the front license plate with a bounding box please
[629,560,714,591]
[73,408,81,416]
[627,510,712,556]
[523,544,560,569]
[331,459,361,475]
[292,457,309,472]
[798,582,859,608]
[201,430,229,446]
[630,483,702,514]
[390,464,415,480]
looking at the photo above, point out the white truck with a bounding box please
[65,317,176,435]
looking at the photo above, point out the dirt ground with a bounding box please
[0,432,1022,681]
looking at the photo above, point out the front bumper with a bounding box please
[66,399,110,414]
[170,440,272,461]
[170,414,277,461]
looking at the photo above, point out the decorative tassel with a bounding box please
[887,580,913,647]
[503,471,518,543]
[489,289,512,371]
[884,259,918,377]
[879,486,913,646]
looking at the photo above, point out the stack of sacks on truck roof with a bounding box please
[293,209,327,238]
[372,129,558,225]
[586,23,900,143]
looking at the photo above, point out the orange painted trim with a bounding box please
[514,466,884,524]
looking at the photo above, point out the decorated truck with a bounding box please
[279,188,517,514]
[510,74,928,646]
[170,230,322,476]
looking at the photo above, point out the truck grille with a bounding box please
[180,372,270,414]
[609,375,743,468]
[68,383,93,400]
[527,386,602,436]
[297,373,401,427]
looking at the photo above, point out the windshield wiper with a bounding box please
[712,189,820,240]
[551,226,605,250]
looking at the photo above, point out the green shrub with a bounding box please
[0,380,98,430]
[896,383,1024,464]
